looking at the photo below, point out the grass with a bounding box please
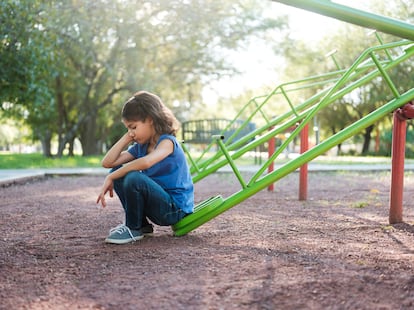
[1,152,413,170]
[0,153,102,169]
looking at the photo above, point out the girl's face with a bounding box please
[122,118,154,144]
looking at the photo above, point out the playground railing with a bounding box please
[184,40,414,184]
[173,39,414,236]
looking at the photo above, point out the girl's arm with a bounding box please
[108,138,174,181]
[101,133,135,168]
[97,137,174,208]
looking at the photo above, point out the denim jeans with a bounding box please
[112,169,187,230]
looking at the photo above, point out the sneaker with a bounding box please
[105,224,143,244]
[141,224,154,236]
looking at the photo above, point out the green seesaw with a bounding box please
[173,1,414,236]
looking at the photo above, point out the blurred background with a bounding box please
[1,0,413,165]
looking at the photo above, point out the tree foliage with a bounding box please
[1,0,284,156]
[278,0,414,155]
[3,0,412,157]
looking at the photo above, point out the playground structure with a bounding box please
[181,119,256,145]
[172,0,414,236]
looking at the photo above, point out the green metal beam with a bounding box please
[174,88,414,236]
[191,41,414,183]
[272,0,414,41]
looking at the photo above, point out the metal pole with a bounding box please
[268,127,275,191]
[272,0,414,41]
[389,112,406,223]
[299,123,309,200]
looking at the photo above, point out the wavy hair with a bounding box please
[121,91,180,136]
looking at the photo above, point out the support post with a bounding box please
[389,111,406,223]
[268,127,275,191]
[299,123,309,200]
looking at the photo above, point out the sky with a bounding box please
[202,0,372,104]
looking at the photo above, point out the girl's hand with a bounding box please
[122,132,134,144]
[96,176,114,208]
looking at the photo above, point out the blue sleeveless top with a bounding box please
[127,134,194,214]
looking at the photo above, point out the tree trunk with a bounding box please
[68,137,75,156]
[361,124,374,155]
[79,114,100,155]
[337,143,342,155]
[56,76,66,158]
[38,131,52,157]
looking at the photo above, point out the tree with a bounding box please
[278,0,414,155]
[0,0,57,156]
[1,0,285,156]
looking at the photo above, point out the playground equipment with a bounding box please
[273,0,414,41]
[181,119,255,145]
[173,1,414,236]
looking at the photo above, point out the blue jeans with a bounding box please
[112,169,187,230]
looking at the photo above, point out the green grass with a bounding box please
[1,152,412,170]
[0,153,102,169]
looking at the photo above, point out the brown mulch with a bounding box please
[1,171,414,309]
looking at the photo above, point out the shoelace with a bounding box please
[109,223,125,234]
[110,224,140,242]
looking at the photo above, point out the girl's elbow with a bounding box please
[140,158,153,170]
[101,159,113,169]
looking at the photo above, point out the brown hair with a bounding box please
[122,91,179,136]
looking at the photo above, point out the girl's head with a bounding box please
[122,91,179,136]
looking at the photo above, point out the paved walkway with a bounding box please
[2,162,414,187]
[0,168,107,186]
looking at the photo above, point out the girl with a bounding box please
[96,91,194,244]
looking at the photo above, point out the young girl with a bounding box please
[96,91,194,244]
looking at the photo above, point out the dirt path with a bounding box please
[1,171,414,309]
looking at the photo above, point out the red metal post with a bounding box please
[389,111,407,223]
[299,123,309,200]
[267,128,275,191]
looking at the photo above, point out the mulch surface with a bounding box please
[1,171,414,309]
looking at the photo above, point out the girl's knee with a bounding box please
[123,171,146,189]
